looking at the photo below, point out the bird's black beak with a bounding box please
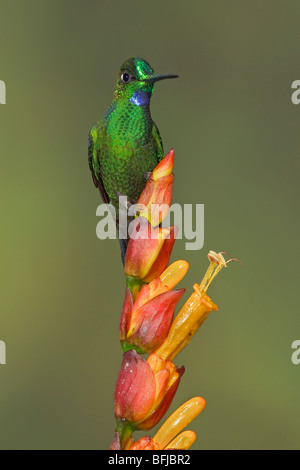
[144,74,179,83]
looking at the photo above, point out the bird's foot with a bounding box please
[116,191,133,209]
[144,171,152,181]
[116,191,143,210]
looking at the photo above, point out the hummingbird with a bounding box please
[88,57,178,262]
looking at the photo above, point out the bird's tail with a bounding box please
[119,237,128,266]
[116,219,130,266]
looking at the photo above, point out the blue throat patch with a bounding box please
[130,90,151,107]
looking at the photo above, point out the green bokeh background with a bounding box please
[0,0,299,450]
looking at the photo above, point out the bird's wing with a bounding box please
[88,125,110,204]
[152,121,164,163]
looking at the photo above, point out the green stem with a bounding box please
[116,419,136,449]
[126,275,145,300]
[121,340,145,355]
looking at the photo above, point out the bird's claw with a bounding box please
[144,171,152,181]
[116,191,139,210]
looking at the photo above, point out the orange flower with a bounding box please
[125,218,177,283]
[120,287,185,354]
[138,149,174,227]
[120,261,189,353]
[140,353,184,430]
[114,350,184,445]
[124,149,176,284]
[108,138,236,451]
[128,436,160,450]
[115,252,233,449]
[128,397,206,450]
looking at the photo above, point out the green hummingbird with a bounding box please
[88,57,178,261]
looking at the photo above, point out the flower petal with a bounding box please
[138,365,184,430]
[125,218,171,280]
[128,289,185,353]
[153,397,206,449]
[114,350,156,423]
[143,226,178,283]
[152,149,174,181]
[119,288,133,342]
[165,430,196,450]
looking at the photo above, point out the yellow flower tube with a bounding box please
[155,251,229,362]
[165,430,196,450]
[153,397,206,450]
[159,260,189,291]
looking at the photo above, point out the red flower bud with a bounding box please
[138,149,174,227]
[123,288,185,353]
[120,264,187,353]
[125,217,177,282]
[114,350,184,430]
[129,436,159,450]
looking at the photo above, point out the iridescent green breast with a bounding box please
[104,99,153,147]
[92,100,163,207]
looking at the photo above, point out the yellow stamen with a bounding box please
[199,251,227,293]
[153,397,205,450]
[164,430,196,450]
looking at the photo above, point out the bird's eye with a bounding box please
[121,72,131,83]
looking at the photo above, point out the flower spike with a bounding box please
[110,145,235,450]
